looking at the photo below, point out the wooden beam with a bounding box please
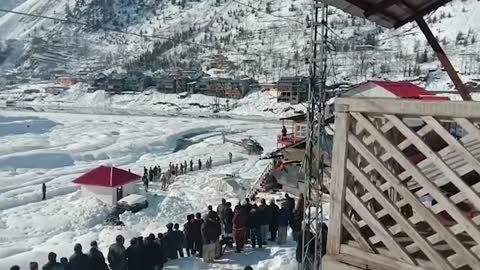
[327,112,350,255]
[347,160,453,270]
[364,0,402,17]
[335,98,480,118]
[416,18,471,101]
[342,213,374,253]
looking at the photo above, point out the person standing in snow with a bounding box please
[268,199,280,241]
[175,164,179,175]
[184,214,195,256]
[198,159,202,170]
[285,194,295,215]
[223,202,234,248]
[217,198,227,234]
[88,241,108,270]
[42,183,47,200]
[42,252,62,270]
[59,258,68,269]
[258,199,270,245]
[144,234,162,270]
[277,203,290,244]
[164,223,178,260]
[184,161,188,173]
[126,238,142,270]
[160,173,168,191]
[107,235,127,270]
[201,211,220,262]
[233,201,249,253]
[209,156,213,168]
[173,223,185,258]
[248,204,263,248]
[143,175,149,192]
[193,212,204,256]
[180,163,184,175]
[68,243,91,270]
[229,152,233,164]
[190,160,193,171]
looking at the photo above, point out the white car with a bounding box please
[116,194,148,213]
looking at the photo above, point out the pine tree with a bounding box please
[64,4,73,19]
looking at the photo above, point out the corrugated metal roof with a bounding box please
[322,0,451,28]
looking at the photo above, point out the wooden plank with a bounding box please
[386,114,480,245]
[347,115,480,269]
[339,245,431,270]
[335,97,480,118]
[342,213,374,253]
[327,112,350,255]
[423,116,480,176]
[345,188,416,264]
[346,160,452,270]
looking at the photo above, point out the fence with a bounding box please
[325,97,480,270]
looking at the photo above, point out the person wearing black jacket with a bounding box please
[41,252,62,270]
[126,238,142,270]
[107,235,127,270]
[201,213,220,262]
[285,194,295,214]
[89,241,109,270]
[268,198,280,241]
[144,234,163,270]
[184,214,195,256]
[164,223,178,260]
[248,204,263,248]
[290,208,304,242]
[68,243,91,270]
[258,199,270,245]
[223,202,234,248]
[193,213,204,256]
[173,223,185,258]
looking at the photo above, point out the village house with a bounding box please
[276,76,309,104]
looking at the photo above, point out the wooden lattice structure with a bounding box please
[325,97,480,270]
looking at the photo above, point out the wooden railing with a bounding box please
[326,97,480,270]
[247,161,274,199]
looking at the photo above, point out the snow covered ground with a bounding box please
[0,110,298,269]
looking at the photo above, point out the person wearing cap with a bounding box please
[41,252,62,270]
[108,235,127,270]
[68,243,91,270]
[89,241,109,270]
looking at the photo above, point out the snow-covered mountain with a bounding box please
[1,0,480,87]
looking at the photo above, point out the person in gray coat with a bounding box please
[107,235,127,270]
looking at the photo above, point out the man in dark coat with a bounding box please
[173,223,185,258]
[201,213,220,262]
[126,238,142,270]
[89,241,109,270]
[107,235,127,270]
[164,223,178,259]
[155,234,168,267]
[248,205,263,248]
[223,202,234,248]
[268,199,280,241]
[277,202,290,244]
[233,202,249,253]
[198,159,202,170]
[285,194,295,214]
[190,160,194,171]
[290,208,304,242]
[68,243,91,270]
[42,252,62,270]
[184,214,195,256]
[42,183,47,200]
[144,234,162,270]
[193,212,204,256]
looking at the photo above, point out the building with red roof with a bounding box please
[73,166,141,205]
[343,81,449,101]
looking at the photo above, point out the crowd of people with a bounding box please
[10,193,317,270]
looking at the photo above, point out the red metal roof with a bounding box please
[72,166,140,188]
[370,81,448,100]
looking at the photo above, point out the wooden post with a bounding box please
[327,111,350,255]
[416,18,471,101]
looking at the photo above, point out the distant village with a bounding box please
[1,37,312,104]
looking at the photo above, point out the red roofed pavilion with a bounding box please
[343,81,449,100]
[73,166,141,205]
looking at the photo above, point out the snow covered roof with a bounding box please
[72,166,140,188]
[322,0,451,28]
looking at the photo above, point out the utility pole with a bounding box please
[301,0,328,269]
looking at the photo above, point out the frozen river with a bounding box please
[0,110,297,270]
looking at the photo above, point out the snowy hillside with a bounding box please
[1,0,480,86]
